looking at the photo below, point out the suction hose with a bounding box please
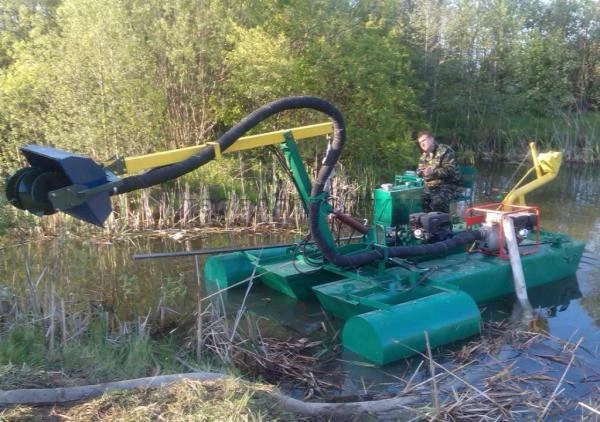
[312,217,485,268]
[114,96,345,194]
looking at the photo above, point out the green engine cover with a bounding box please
[342,290,481,365]
[373,171,423,227]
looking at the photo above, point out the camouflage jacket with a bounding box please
[418,143,460,188]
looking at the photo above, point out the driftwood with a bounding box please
[269,391,419,417]
[0,372,226,406]
[0,371,419,417]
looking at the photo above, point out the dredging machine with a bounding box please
[4,96,585,365]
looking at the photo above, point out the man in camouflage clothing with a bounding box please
[416,130,460,214]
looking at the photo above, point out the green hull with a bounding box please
[313,232,584,320]
[203,231,585,365]
[204,246,344,300]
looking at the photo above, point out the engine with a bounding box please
[409,211,453,243]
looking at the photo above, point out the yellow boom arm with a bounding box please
[502,142,562,206]
[105,122,333,175]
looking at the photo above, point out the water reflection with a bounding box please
[481,276,582,320]
[0,231,295,322]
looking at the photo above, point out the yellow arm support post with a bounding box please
[502,142,562,206]
[108,122,333,175]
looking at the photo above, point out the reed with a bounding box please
[1,112,599,237]
[461,111,600,163]
[0,251,189,388]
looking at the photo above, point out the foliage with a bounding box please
[0,0,599,229]
[400,0,599,157]
[0,195,10,234]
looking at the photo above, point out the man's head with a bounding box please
[417,130,435,153]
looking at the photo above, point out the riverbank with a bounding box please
[2,318,599,421]
[1,231,599,419]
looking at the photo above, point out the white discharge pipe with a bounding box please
[502,217,534,317]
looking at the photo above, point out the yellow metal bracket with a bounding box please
[502,142,562,206]
[105,122,333,175]
[206,142,222,160]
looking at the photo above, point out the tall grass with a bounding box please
[457,111,600,163]
[0,253,188,388]
[0,241,333,393]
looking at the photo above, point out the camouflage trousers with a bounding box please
[422,185,457,214]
